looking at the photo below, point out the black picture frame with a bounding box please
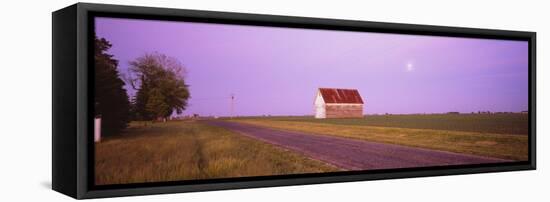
[52,2,536,199]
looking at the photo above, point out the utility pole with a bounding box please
[230,93,235,119]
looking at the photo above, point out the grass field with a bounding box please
[238,113,529,135]
[96,114,528,185]
[95,121,338,185]
[231,114,529,161]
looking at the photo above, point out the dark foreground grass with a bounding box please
[95,121,338,185]
[245,113,528,135]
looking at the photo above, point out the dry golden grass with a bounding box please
[231,119,528,161]
[95,121,338,185]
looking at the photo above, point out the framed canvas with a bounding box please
[52,3,536,199]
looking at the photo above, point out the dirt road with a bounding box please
[206,121,508,170]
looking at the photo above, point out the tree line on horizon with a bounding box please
[94,36,190,136]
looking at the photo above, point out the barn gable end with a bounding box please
[314,92,326,118]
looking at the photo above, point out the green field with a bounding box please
[95,121,337,185]
[238,113,528,135]
[232,114,529,161]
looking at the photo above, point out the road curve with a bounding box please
[205,120,509,170]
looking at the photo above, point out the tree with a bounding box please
[146,88,171,120]
[94,36,130,135]
[132,75,152,121]
[128,53,190,121]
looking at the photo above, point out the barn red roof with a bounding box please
[318,88,364,104]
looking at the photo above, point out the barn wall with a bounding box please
[314,92,326,118]
[325,104,363,118]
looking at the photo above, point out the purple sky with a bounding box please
[95,17,528,116]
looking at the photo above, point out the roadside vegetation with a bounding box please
[231,116,528,161]
[94,36,191,137]
[95,121,338,185]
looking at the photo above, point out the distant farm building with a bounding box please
[314,88,364,119]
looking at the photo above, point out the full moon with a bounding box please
[406,63,414,72]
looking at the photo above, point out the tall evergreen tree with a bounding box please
[94,36,130,135]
